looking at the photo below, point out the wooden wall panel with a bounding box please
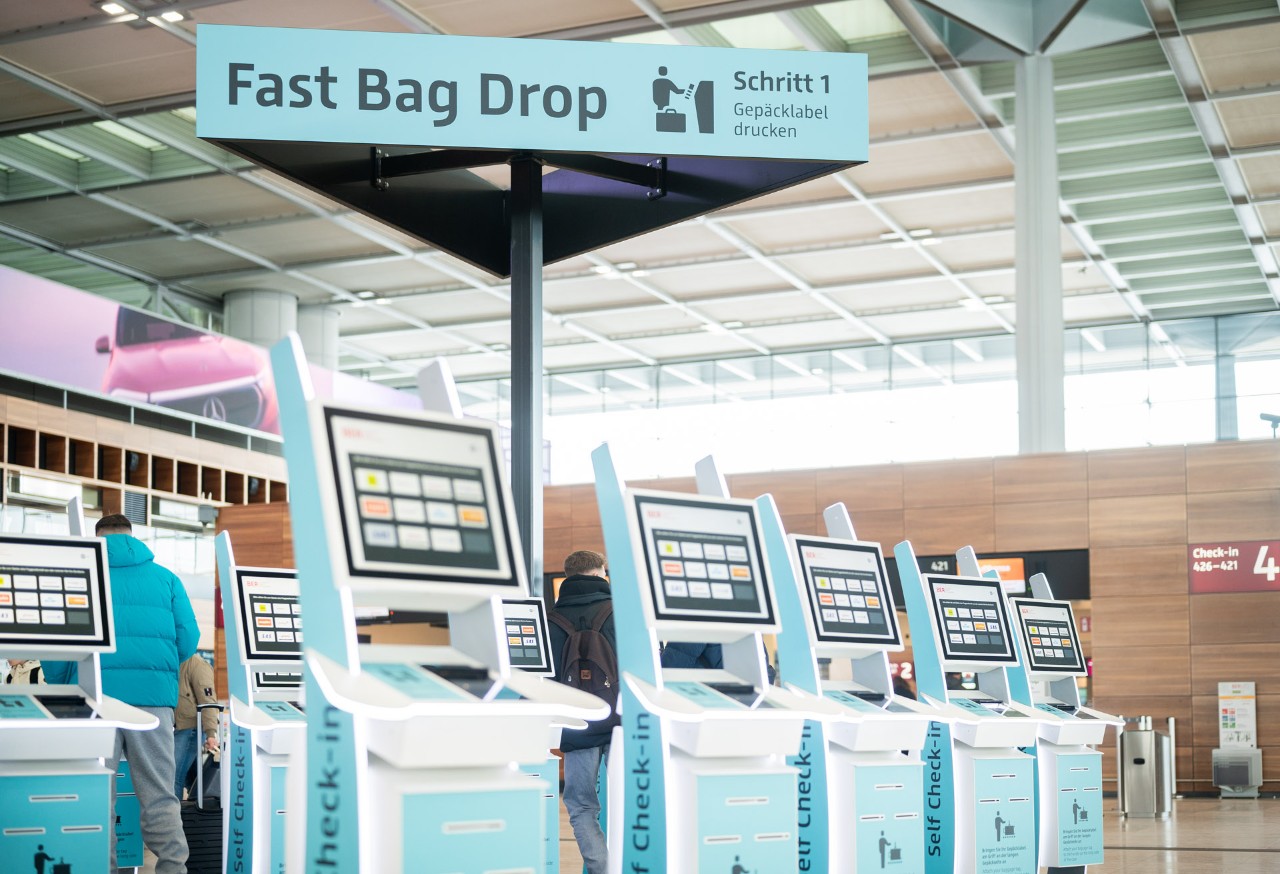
[544,528,574,572]
[902,504,995,554]
[994,499,1088,551]
[993,453,1088,503]
[1092,645,1191,697]
[1090,545,1187,598]
[1186,489,1280,542]
[780,513,820,537]
[1191,592,1280,645]
[1186,439,1280,493]
[544,485,573,528]
[847,509,905,548]
[1087,494,1186,548]
[1190,642,1280,696]
[569,483,600,531]
[728,470,815,517]
[902,458,994,508]
[814,463,904,512]
[1090,595,1189,647]
[1087,446,1186,497]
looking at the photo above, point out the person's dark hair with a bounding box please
[564,550,606,577]
[95,513,133,536]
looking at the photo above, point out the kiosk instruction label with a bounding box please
[196,25,868,162]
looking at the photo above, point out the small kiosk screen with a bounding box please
[927,575,1017,665]
[236,569,302,662]
[502,599,553,676]
[633,493,776,626]
[325,408,520,588]
[792,537,901,646]
[0,535,110,648]
[1009,598,1086,675]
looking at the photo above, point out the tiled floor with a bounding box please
[137,795,1277,872]
[556,796,1280,873]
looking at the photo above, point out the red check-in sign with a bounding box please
[1188,540,1280,593]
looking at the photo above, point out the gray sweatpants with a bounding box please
[109,705,189,874]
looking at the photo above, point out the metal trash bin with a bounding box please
[1118,716,1173,818]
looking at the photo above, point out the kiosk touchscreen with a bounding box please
[897,540,1043,874]
[217,539,305,874]
[1005,585,1118,870]
[502,598,553,677]
[593,445,842,874]
[0,533,156,872]
[269,334,607,874]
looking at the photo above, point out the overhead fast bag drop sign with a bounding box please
[195,24,868,162]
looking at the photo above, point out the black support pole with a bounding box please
[509,156,544,596]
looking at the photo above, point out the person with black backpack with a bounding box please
[547,550,618,874]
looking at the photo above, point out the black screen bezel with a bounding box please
[926,574,1018,666]
[0,535,111,649]
[1009,596,1086,675]
[792,536,902,646]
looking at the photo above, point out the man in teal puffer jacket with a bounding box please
[45,513,200,874]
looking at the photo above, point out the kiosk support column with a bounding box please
[510,155,545,594]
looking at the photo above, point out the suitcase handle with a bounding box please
[193,702,225,809]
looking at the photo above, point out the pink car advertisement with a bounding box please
[0,266,415,435]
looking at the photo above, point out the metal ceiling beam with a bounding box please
[39,125,153,180]
[0,0,238,47]
[536,0,817,41]
[883,0,1149,322]
[1141,0,1280,304]
[339,258,1100,345]
[777,7,847,53]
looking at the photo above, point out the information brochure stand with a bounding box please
[895,540,1042,874]
[592,444,839,874]
[215,532,305,874]
[0,532,158,872]
[986,555,1118,872]
[269,333,607,873]
[501,596,566,874]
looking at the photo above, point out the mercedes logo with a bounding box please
[202,396,228,421]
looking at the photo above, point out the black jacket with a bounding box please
[549,574,617,751]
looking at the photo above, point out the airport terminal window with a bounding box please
[456,311,1280,484]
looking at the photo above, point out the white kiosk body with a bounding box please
[593,445,843,874]
[216,534,305,874]
[1002,567,1119,871]
[779,507,945,873]
[270,334,606,873]
[896,540,1043,874]
[0,533,157,872]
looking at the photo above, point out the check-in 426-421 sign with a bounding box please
[1188,540,1280,593]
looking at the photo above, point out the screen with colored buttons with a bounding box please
[792,536,901,647]
[0,535,109,649]
[927,575,1018,665]
[1010,597,1086,675]
[325,408,520,588]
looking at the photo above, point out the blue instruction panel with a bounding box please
[196,25,867,162]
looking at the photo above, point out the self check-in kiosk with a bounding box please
[501,597,564,874]
[999,567,1118,872]
[216,532,305,874]
[772,503,948,874]
[593,444,840,874]
[270,333,607,873]
[0,533,157,872]
[896,540,1042,874]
